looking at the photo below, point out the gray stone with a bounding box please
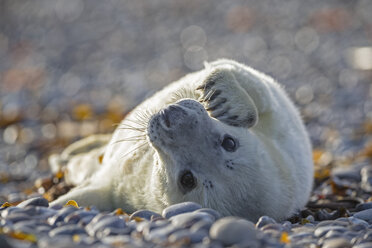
[49,224,87,237]
[0,235,12,248]
[190,219,214,233]
[169,229,208,244]
[162,202,202,219]
[130,209,162,221]
[96,226,133,238]
[354,242,372,248]
[209,216,257,246]
[48,206,78,226]
[316,220,349,227]
[144,224,182,243]
[101,235,132,246]
[289,232,314,241]
[170,212,214,228]
[86,216,127,237]
[322,237,351,248]
[256,215,276,229]
[356,202,372,212]
[354,209,372,223]
[65,210,97,224]
[194,208,222,220]
[17,197,49,208]
[314,225,347,238]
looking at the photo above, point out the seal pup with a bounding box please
[50,59,313,221]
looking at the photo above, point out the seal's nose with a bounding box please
[160,105,187,128]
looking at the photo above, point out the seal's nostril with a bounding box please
[164,112,171,128]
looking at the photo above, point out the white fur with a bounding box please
[51,59,313,221]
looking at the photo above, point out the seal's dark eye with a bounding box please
[221,136,237,152]
[179,170,197,192]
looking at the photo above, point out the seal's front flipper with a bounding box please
[197,68,258,128]
[49,134,111,185]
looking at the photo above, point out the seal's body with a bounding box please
[51,59,313,221]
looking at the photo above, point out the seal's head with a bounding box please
[147,99,266,220]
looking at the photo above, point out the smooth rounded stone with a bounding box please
[209,217,257,246]
[356,202,372,212]
[314,225,347,238]
[348,216,369,225]
[316,220,349,227]
[5,213,32,223]
[331,165,362,182]
[86,216,127,237]
[361,166,372,192]
[48,206,79,226]
[194,208,222,220]
[170,212,214,228]
[190,219,214,233]
[281,221,293,232]
[256,216,276,229]
[38,236,88,248]
[130,209,162,221]
[96,226,133,239]
[49,224,87,237]
[322,237,351,248]
[1,207,21,218]
[17,197,49,208]
[144,224,182,243]
[260,223,284,232]
[324,230,345,239]
[353,209,372,223]
[262,229,281,239]
[36,225,53,234]
[101,235,132,246]
[65,210,98,224]
[6,206,55,219]
[78,215,97,226]
[162,202,202,219]
[354,243,372,248]
[13,219,50,230]
[140,220,169,235]
[289,232,314,242]
[0,235,12,248]
[168,229,208,244]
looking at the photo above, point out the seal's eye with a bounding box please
[179,170,197,192]
[221,136,237,152]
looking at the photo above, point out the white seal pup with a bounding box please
[50,59,313,221]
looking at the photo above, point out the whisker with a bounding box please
[112,138,147,144]
[118,123,147,132]
[119,142,148,160]
[116,127,147,132]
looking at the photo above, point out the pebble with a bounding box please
[86,215,127,237]
[194,208,222,220]
[323,238,352,248]
[130,209,162,221]
[356,202,372,212]
[17,197,49,208]
[49,224,87,236]
[256,215,277,229]
[354,209,372,223]
[0,235,12,248]
[314,225,347,237]
[162,202,202,219]
[209,217,257,246]
[170,212,214,228]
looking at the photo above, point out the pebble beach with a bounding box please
[1,0,372,247]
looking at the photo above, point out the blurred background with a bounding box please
[0,0,371,202]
